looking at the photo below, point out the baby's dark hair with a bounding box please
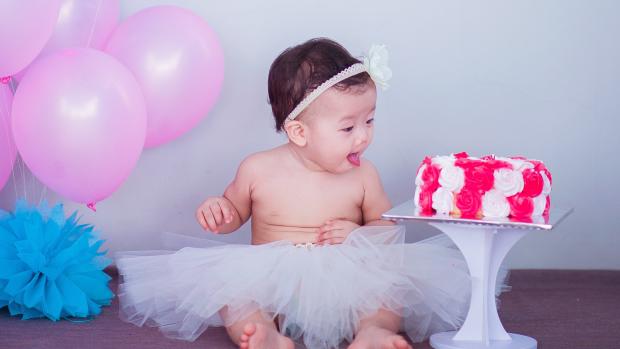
[268,38,372,132]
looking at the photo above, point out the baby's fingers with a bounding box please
[317,230,344,244]
[318,222,334,233]
[214,202,231,225]
[316,225,332,241]
[218,201,234,223]
[332,219,357,229]
[319,236,345,245]
[196,209,208,230]
[330,237,345,244]
[202,209,219,233]
[197,209,216,232]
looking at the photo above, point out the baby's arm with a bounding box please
[360,160,394,226]
[317,161,393,244]
[196,156,255,234]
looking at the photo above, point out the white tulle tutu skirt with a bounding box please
[116,226,476,348]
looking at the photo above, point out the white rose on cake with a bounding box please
[540,171,552,195]
[496,157,535,171]
[414,186,422,207]
[431,155,455,169]
[532,194,547,216]
[415,164,426,186]
[493,168,524,197]
[438,165,465,193]
[482,189,511,218]
[432,187,454,215]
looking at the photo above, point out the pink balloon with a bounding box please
[13,0,121,83]
[0,83,16,191]
[44,0,120,52]
[11,48,147,204]
[105,6,224,148]
[0,0,62,77]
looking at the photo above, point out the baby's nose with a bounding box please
[355,128,369,144]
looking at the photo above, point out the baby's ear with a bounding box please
[284,120,307,147]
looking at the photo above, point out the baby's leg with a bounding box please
[348,308,412,349]
[219,307,293,349]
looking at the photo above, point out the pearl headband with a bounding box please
[285,44,392,123]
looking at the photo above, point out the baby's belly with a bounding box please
[251,220,324,245]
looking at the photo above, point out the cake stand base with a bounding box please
[430,331,537,349]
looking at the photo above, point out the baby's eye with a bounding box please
[341,126,354,132]
[366,118,374,125]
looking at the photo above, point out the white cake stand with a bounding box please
[382,200,572,349]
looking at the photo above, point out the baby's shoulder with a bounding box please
[237,147,284,175]
[357,159,382,184]
[358,158,379,176]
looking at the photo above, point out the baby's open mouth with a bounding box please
[347,153,361,166]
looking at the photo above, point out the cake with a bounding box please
[414,152,552,219]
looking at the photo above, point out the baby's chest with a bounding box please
[252,174,364,222]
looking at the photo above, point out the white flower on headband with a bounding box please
[363,44,392,90]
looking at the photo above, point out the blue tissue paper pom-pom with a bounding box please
[0,200,113,320]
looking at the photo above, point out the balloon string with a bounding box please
[86,0,103,48]
[38,186,47,207]
[0,80,19,202]
[12,154,27,203]
[5,78,27,203]
[0,78,49,206]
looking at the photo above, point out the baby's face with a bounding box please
[300,84,377,173]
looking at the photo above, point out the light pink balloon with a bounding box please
[0,0,62,77]
[0,83,16,191]
[105,6,225,148]
[13,0,121,83]
[11,48,147,204]
[44,0,120,52]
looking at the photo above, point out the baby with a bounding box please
[197,38,405,348]
[117,38,470,349]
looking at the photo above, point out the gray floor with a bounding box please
[1,270,619,349]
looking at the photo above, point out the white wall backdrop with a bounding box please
[1,0,618,269]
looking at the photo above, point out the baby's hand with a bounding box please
[195,197,235,233]
[316,219,360,245]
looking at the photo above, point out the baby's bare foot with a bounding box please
[238,322,294,349]
[348,325,412,349]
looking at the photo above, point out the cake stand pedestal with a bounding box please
[382,200,572,349]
